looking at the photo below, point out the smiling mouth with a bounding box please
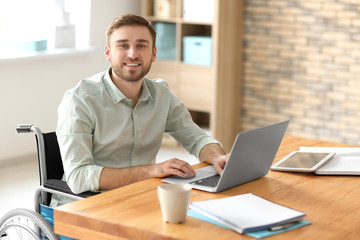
[124,63,141,67]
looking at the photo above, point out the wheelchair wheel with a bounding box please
[0,208,60,240]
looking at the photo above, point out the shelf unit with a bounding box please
[142,0,243,152]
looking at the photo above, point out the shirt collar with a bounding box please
[103,68,153,104]
[139,78,153,103]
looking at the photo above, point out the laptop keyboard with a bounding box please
[190,175,221,187]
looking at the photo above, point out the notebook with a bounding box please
[162,120,289,192]
[189,193,306,234]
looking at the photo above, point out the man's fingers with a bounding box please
[213,154,229,175]
[165,158,196,177]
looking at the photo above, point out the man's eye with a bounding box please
[137,44,147,48]
[118,44,128,48]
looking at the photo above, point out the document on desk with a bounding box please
[299,147,360,175]
[189,193,305,234]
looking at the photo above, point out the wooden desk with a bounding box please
[54,136,360,239]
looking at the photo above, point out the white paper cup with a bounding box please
[157,183,192,224]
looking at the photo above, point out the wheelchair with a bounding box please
[0,124,98,240]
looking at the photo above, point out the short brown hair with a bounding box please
[106,13,156,48]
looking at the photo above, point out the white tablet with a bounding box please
[271,151,336,172]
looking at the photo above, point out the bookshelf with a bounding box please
[142,0,243,152]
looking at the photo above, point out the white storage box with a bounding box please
[183,0,214,23]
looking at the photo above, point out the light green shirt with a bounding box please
[56,69,218,194]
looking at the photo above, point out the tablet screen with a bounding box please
[271,151,336,172]
[276,152,331,168]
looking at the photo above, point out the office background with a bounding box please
[242,0,360,145]
[1,0,359,164]
[0,0,141,163]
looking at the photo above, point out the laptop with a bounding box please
[162,120,289,192]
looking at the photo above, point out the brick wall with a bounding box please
[243,0,360,144]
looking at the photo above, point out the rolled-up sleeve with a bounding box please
[165,93,220,159]
[56,92,102,194]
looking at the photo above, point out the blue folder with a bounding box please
[187,209,311,239]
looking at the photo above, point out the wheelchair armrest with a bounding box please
[44,179,99,198]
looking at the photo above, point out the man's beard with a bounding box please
[111,58,152,82]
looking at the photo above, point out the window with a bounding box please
[0,0,91,59]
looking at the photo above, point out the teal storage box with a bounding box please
[154,22,176,60]
[183,36,212,66]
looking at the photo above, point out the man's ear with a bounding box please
[105,45,111,61]
[152,46,157,62]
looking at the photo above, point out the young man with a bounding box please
[53,14,228,205]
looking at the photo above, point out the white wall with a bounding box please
[0,0,141,162]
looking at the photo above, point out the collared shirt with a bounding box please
[56,69,219,194]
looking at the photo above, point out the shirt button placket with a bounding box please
[132,107,142,166]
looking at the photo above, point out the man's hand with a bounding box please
[153,158,196,178]
[99,144,228,192]
[199,143,229,175]
[213,154,229,175]
[99,158,195,191]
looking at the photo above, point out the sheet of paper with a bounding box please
[299,147,360,175]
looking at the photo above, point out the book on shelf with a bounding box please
[189,193,305,234]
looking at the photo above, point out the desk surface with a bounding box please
[54,136,360,239]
